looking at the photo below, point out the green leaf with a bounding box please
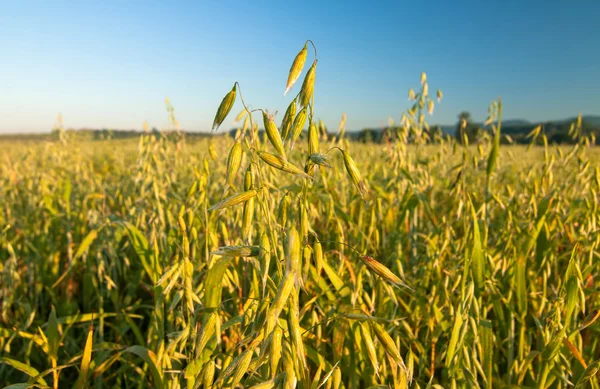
[0,357,49,386]
[75,324,93,389]
[469,201,485,295]
[116,221,160,283]
[46,307,59,360]
[121,346,163,389]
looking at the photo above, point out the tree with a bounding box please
[455,111,479,144]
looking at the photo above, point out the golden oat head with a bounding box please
[257,151,313,180]
[299,60,317,108]
[308,124,319,155]
[212,83,237,131]
[262,110,286,158]
[209,189,257,211]
[280,99,297,141]
[225,140,243,191]
[340,149,368,200]
[284,43,308,96]
[290,108,308,150]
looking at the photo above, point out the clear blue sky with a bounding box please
[1,0,599,133]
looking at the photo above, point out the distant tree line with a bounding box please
[2,113,598,145]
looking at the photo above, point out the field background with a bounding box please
[1,132,599,388]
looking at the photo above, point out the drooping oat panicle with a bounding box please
[280,99,297,141]
[290,108,307,150]
[359,254,410,289]
[340,149,368,199]
[299,60,317,108]
[284,44,308,96]
[225,140,243,192]
[212,83,237,131]
[209,189,257,211]
[211,245,261,257]
[257,151,312,179]
[263,110,286,158]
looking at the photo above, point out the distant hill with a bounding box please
[436,115,599,135]
[1,115,598,145]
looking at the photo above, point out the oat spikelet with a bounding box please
[209,189,257,211]
[359,322,380,376]
[299,60,317,108]
[259,233,271,293]
[234,108,247,123]
[225,140,243,192]
[230,350,254,388]
[263,110,286,158]
[371,321,406,369]
[202,360,215,389]
[196,313,218,353]
[280,99,297,141]
[421,71,427,85]
[290,108,307,150]
[359,254,411,289]
[313,238,323,275]
[437,89,443,102]
[266,274,295,334]
[211,245,261,257]
[212,84,236,131]
[241,169,254,240]
[309,153,331,168]
[340,149,368,199]
[286,227,301,276]
[338,113,347,133]
[285,44,308,96]
[270,325,283,377]
[257,151,313,179]
[308,123,319,155]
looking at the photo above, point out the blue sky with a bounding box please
[1,0,598,133]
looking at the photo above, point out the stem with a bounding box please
[235,82,254,142]
[306,39,318,60]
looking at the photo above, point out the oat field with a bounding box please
[1,42,599,389]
